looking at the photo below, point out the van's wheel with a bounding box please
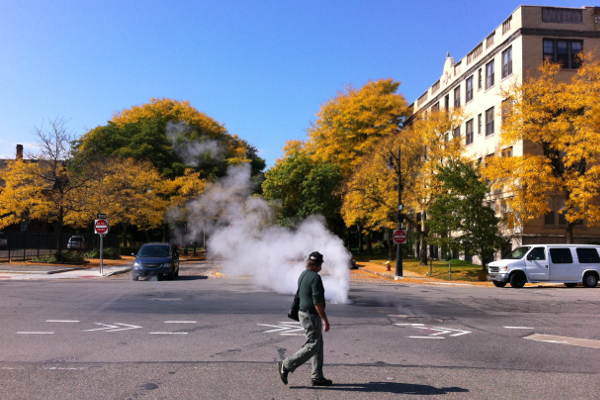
[582,273,598,288]
[493,281,507,288]
[131,274,138,281]
[509,272,526,288]
[564,283,577,288]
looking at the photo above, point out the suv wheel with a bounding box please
[582,273,598,288]
[509,272,526,288]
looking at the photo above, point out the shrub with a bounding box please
[82,247,122,260]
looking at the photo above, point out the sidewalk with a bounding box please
[356,261,492,286]
[0,258,132,280]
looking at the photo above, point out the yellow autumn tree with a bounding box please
[482,56,600,243]
[0,118,98,249]
[305,79,411,177]
[342,107,465,264]
[67,158,205,242]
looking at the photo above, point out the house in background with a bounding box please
[410,5,600,261]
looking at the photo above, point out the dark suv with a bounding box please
[132,243,180,281]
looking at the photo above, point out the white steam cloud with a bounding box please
[166,121,223,166]
[169,146,351,303]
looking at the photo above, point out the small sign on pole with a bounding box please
[393,229,407,244]
[95,218,109,274]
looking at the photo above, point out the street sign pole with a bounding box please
[100,234,104,275]
[94,215,109,276]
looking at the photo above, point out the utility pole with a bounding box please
[388,147,403,277]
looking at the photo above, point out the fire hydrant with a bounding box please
[385,261,391,271]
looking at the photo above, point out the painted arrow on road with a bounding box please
[395,323,471,339]
[84,323,142,333]
[257,322,304,336]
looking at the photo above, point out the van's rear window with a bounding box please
[550,248,573,264]
[576,248,600,263]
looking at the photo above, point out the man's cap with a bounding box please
[308,251,324,263]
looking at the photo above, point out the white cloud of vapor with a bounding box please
[172,162,351,304]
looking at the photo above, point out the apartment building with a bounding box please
[411,5,600,255]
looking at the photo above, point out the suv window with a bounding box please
[506,246,530,259]
[550,248,573,264]
[528,247,546,261]
[576,248,600,263]
[138,245,170,257]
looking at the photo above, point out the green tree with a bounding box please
[76,98,265,180]
[428,160,507,270]
[262,151,344,230]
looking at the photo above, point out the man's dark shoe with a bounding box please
[278,361,288,385]
[311,378,333,386]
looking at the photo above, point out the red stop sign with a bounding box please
[95,219,109,235]
[393,229,407,244]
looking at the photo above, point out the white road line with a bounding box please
[394,323,425,326]
[17,332,55,335]
[46,320,79,323]
[149,332,188,335]
[504,326,534,329]
[164,321,197,324]
[524,334,600,349]
[409,336,444,339]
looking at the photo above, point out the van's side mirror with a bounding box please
[526,253,533,261]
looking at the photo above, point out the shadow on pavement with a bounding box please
[291,382,469,395]
[175,276,209,281]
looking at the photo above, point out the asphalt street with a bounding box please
[0,262,599,399]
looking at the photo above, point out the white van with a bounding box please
[487,244,600,288]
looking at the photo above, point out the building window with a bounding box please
[478,114,482,135]
[432,102,439,111]
[502,47,512,78]
[453,127,460,138]
[502,16,512,35]
[501,146,512,158]
[485,60,495,89]
[444,94,450,111]
[454,86,461,108]
[542,7,583,23]
[478,68,482,90]
[486,32,495,49]
[466,76,473,103]
[466,119,474,145]
[485,107,495,136]
[543,39,583,69]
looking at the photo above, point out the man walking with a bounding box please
[278,251,332,386]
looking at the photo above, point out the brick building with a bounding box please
[410,5,600,260]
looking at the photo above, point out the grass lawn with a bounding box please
[353,253,488,282]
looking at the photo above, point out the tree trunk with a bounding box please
[566,223,575,244]
[367,231,373,255]
[357,224,363,254]
[419,211,429,266]
[387,228,394,262]
[55,207,65,252]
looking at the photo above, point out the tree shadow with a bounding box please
[291,381,469,395]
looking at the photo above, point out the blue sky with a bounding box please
[0,0,588,168]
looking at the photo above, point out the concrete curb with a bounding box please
[0,267,86,275]
[102,267,132,277]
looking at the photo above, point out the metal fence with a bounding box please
[0,232,119,262]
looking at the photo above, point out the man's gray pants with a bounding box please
[282,310,324,380]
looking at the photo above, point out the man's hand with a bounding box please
[314,303,330,332]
